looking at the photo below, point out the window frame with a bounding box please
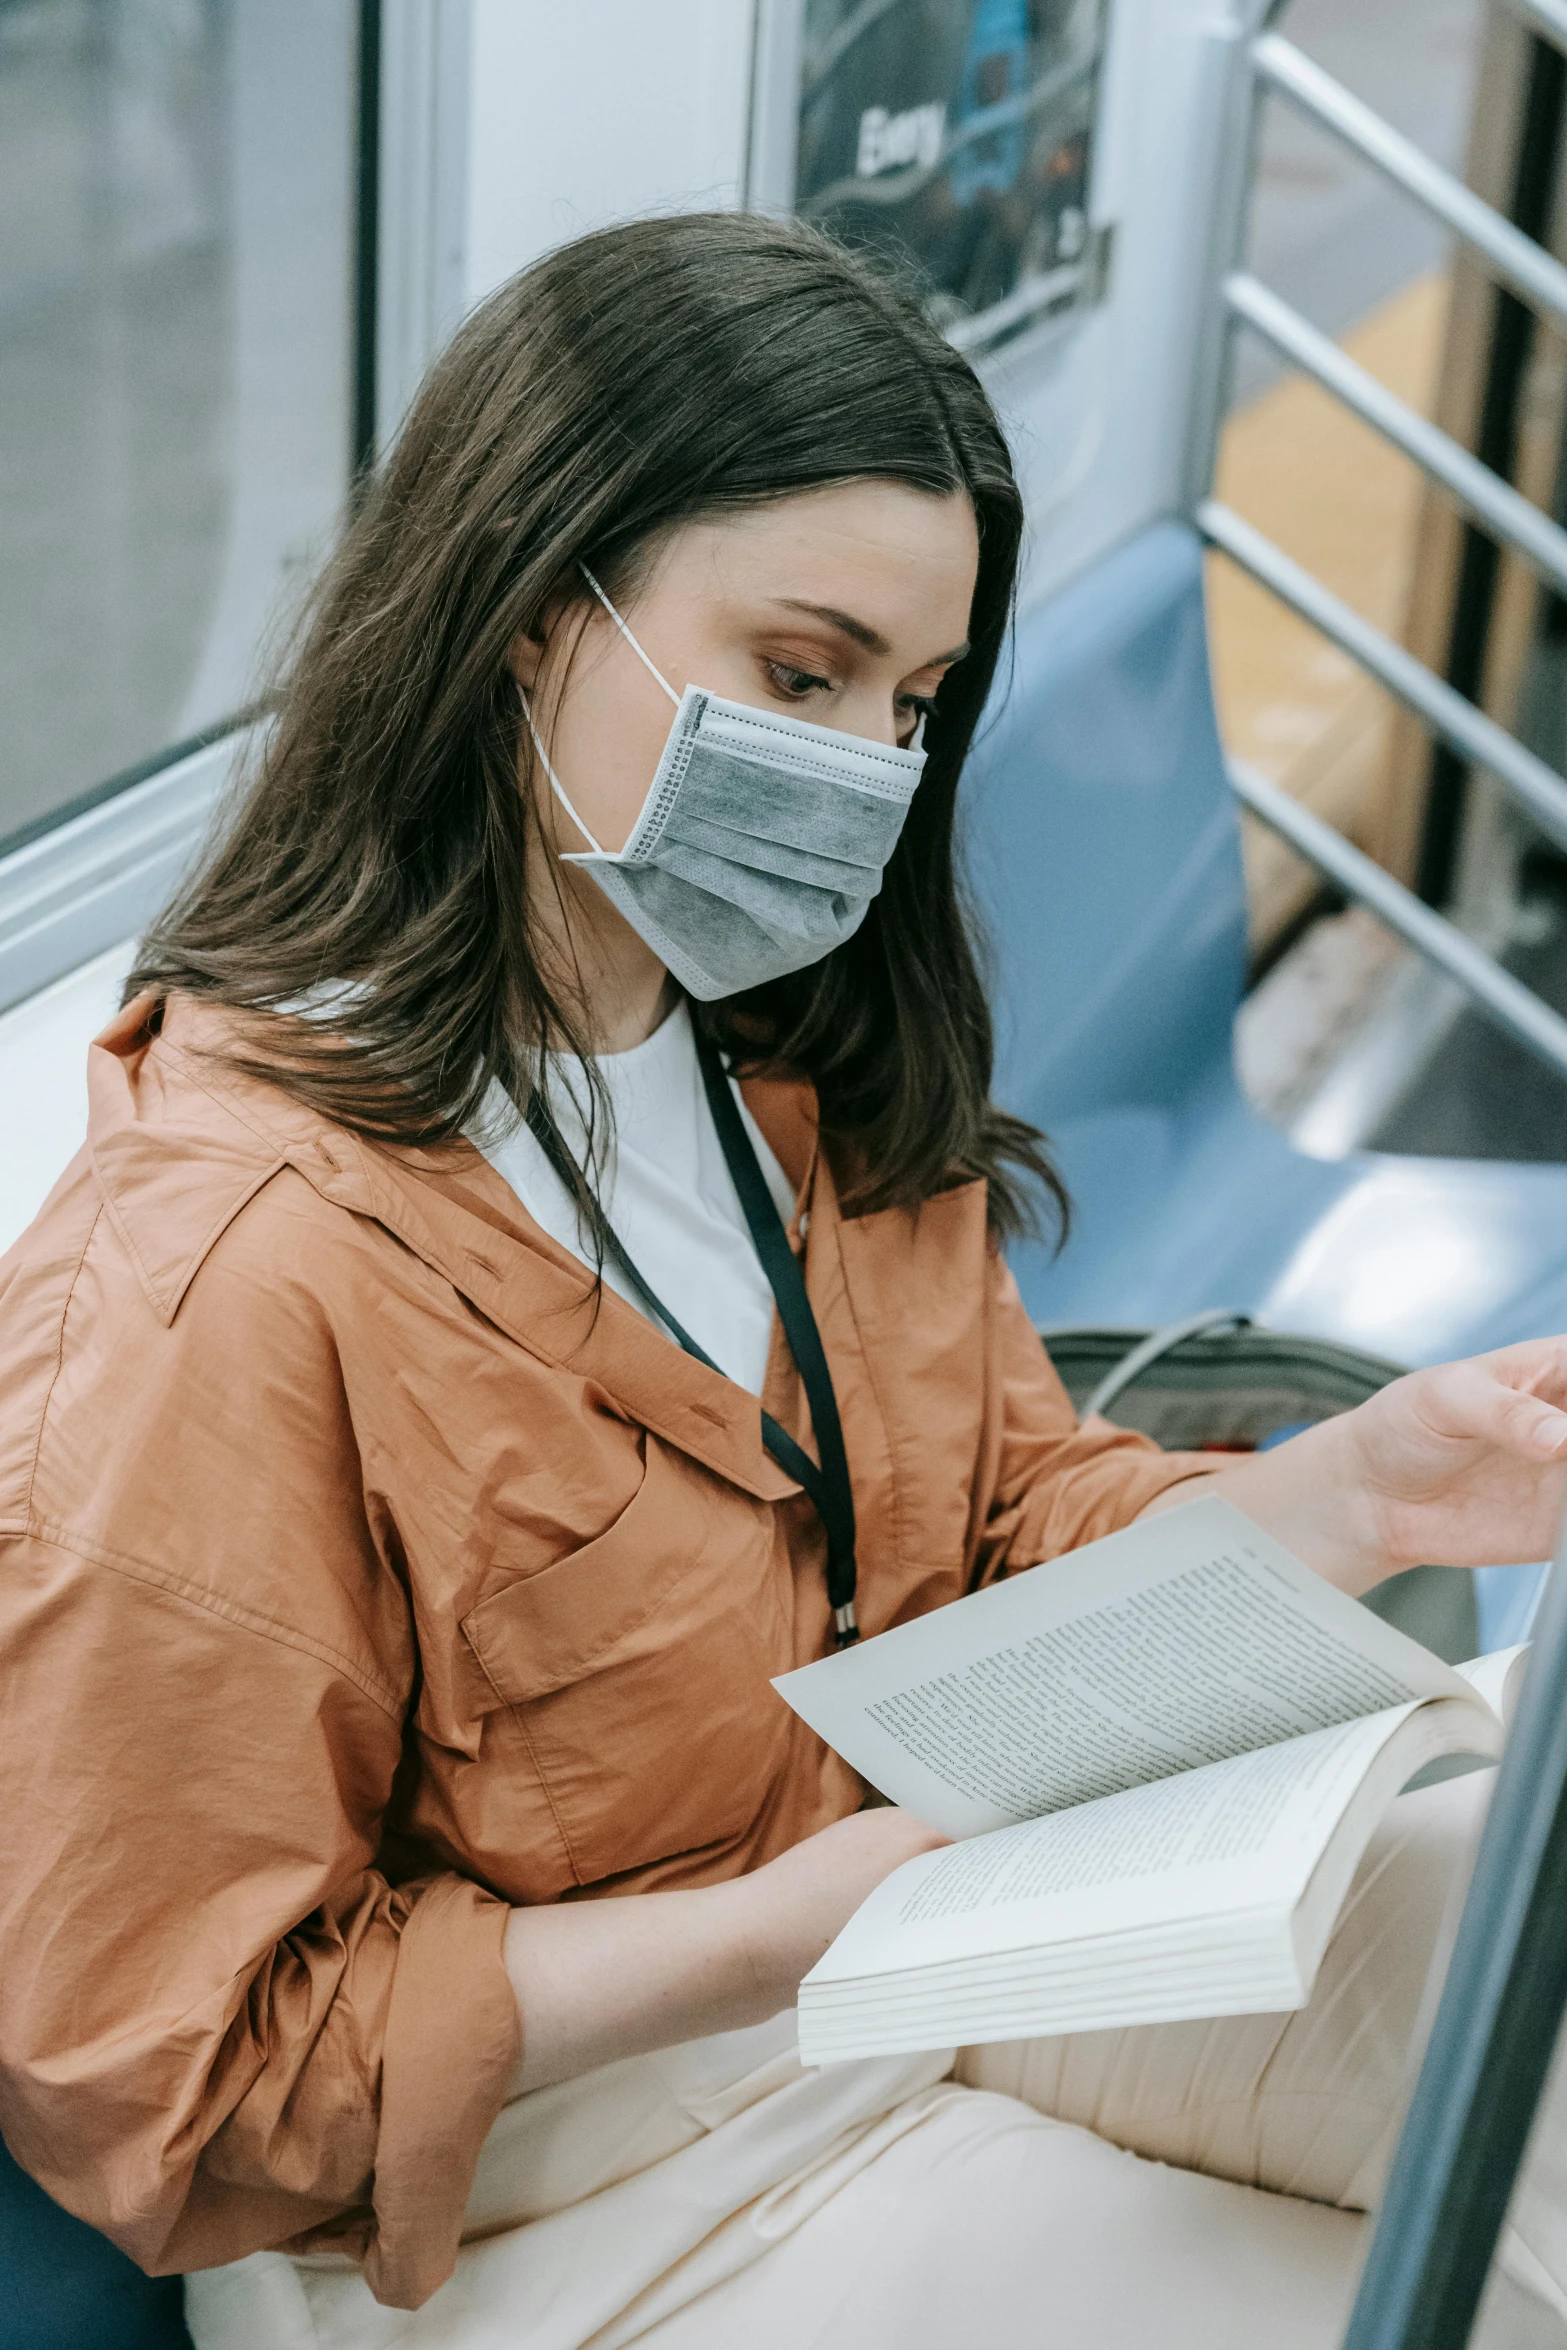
[0,0,471,1016]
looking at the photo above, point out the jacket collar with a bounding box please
[86,995,802,1503]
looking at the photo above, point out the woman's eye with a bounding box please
[764,660,833,701]
[898,693,938,722]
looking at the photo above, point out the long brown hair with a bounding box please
[130,211,1063,1239]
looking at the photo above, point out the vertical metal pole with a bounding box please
[1341,1515,1567,2350]
[352,0,384,489]
[1179,0,1288,516]
[1418,31,1567,908]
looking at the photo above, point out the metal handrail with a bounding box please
[1342,1506,1567,2348]
[1199,500,1567,855]
[1225,271,1567,595]
[1253,32,1567,333]
[1183,14,1567,1099]
[1229,760,1567,1080]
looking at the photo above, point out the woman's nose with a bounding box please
[839,691,903,748]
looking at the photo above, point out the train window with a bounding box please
[784,0,1108,357]
[0,0,360,856]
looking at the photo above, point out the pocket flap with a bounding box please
[460,1444,719,1704]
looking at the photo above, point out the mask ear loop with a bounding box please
[579,562,682,709]
[519,564,682,857]
[517,689,605,857]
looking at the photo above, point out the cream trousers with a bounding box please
[188,1771,1567,2350]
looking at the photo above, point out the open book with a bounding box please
[774,1499,1528,2065]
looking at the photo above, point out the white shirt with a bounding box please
[470,1001,796,1395]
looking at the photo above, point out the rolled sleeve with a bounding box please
[0,1532,516,2307]
[363,1874,519,2308]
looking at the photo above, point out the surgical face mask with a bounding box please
[518,567,928,1001]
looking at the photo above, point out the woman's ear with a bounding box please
[507,631,545,690]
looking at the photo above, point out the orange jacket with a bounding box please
[0,995,1205,2308]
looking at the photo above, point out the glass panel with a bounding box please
[0,0,357,852]
[794,0,1107,356]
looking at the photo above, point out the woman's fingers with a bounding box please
[1161,1339,1567,1591]
[1473,1336,1567,1410]
[1513,1393,1567,1458]
[1411,1355,1567,1463]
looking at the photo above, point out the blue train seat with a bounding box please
[962,519,1567,1652]
[965,519,1567,1365]
[0,2136,190,2350]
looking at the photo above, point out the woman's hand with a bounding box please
[734,1807,949,2011]
[504,1804,945,2094]
[1163,1337,1567,1593]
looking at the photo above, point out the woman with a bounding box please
[2,212,1566,2350]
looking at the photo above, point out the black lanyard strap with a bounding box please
[691,1029,858,1637]
[524,1050,861,1643]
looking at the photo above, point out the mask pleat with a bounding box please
[557,672,925,1000]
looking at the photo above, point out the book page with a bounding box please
[804,1705,1422,1982]
[1455,1643,1529,1725]
[775,1498,1472,1837]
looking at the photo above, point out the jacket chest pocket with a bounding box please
[460,1439,792,1884]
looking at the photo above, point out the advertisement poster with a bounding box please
[794,0,1106,353]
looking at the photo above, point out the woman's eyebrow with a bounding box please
[771,597,969,667]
